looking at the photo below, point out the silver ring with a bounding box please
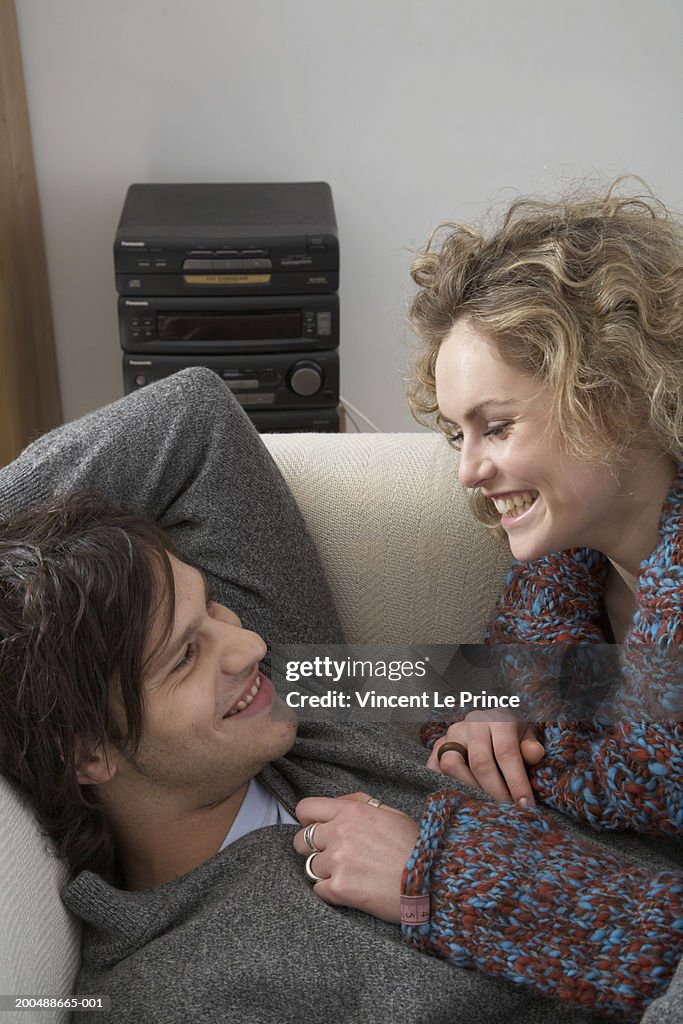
[303,822,322,853]
[305,852,324,883]
[367,797,382,808]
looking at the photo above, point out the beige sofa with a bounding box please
[0,432,512,1023]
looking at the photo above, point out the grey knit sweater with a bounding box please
[1,368,680,1024]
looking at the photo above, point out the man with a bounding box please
[0,368,679,1023]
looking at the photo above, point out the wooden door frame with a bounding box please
[0,0,62,467]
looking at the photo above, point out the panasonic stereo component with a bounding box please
[114,182,338,297]
[115,181,340,431]
[119,294,338,354]
[123,351,339,411]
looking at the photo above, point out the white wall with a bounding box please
[15,0,683,429]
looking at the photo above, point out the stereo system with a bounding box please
[115,182,340,431]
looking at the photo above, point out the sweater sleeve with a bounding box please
[531,719,682,839]
[401,790,683,1022]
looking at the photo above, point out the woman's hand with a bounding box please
[427,711,545,805]
[293,792,419,924]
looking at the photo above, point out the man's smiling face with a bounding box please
[111,554,297,805]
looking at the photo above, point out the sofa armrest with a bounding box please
[0,778,81,1022]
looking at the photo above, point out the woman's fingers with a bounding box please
[292,795,419,923]
[293,792,383,856]
[295,794,347,826]
[467,722,519,802]
[520,724,545,766]
[428,717,542,805]
[488,724,537,805]
[433,745,480,789]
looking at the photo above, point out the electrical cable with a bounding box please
[339,396,382,432]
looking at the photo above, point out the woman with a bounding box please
[294,179,683,1021]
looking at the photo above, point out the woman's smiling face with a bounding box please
[434,319,632,563]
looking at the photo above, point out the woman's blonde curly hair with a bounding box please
[406,178,683,526]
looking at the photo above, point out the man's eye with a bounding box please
[174,642,197,672]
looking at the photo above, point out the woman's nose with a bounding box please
[457,439,496,490]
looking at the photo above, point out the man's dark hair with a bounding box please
[0,491,178,879]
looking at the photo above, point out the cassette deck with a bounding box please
[123,351,339,411]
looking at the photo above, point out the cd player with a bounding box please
[114,182,338,296]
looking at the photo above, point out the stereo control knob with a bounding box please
[289,361,324,397]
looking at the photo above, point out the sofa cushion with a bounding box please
[264,432,512,644]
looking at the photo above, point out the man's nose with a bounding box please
[216,622,268,674]
[457,439,496,490]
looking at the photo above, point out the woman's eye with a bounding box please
[484,422,511,439]
[174,642,197,672]
[445,422,510,448]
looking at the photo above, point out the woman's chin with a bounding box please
[502,500,559,562]
[506,527,551,563]
[508,528,568,563]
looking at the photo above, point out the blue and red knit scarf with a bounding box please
[423,462,682,837]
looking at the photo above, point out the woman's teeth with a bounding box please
[492,491,538,517]
[226,675,261,716]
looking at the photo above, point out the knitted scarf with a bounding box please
[423,462,682,837]
[486,460,683,648]
[487,460,682,837]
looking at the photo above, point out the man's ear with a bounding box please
[75,739,118,786]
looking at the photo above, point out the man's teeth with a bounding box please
[492,491,538,517]
[227,675,261,716]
